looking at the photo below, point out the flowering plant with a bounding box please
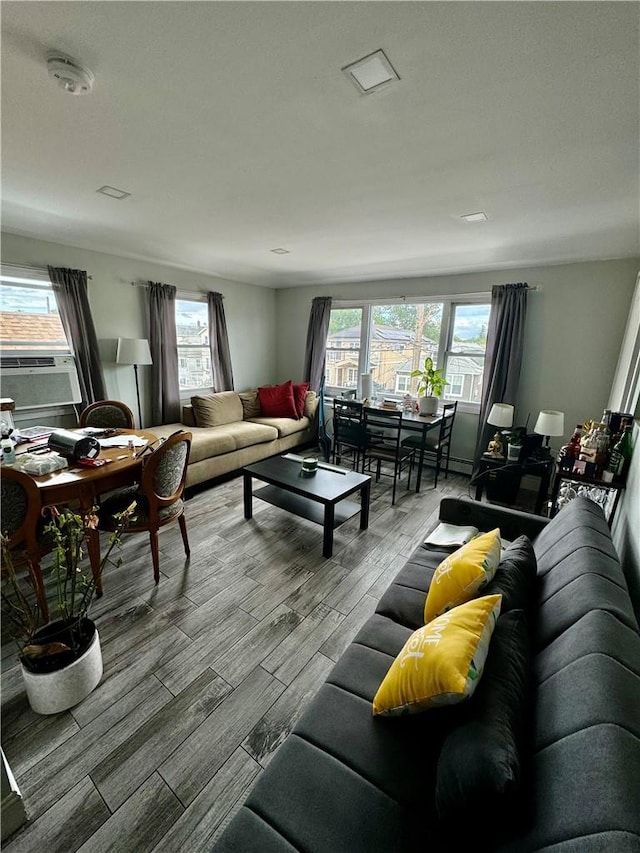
[1,502,136,667]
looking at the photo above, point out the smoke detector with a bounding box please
[47,51,94,95]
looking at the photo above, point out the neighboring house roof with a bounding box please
[395,354,484,375]
[329,324,436,345]
[176,323,209,345]
[0,311,67,350]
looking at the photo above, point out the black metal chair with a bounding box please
[79,400,135,430]
[361,408,415,505]
[401,401,458,488]
[99,430,191,584]
[332,398,368,470]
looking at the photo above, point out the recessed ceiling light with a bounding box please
[97,185,131,200]
[342,49,400,95]
[461,212,488,223]
[270,248,290,255]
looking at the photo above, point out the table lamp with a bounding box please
[485,402,514,456]
[534,409,565,457]
[116,338,152,428]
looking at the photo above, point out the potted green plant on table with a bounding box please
[410,357,449,416]
[507,427,525,462]
[1,502,136,715]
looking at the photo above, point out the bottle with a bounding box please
[1,438,16,465]
[566,424,583,458]
[579,424,598,470]
[595,422,610,471]
[607,425,633,481]
[557,424,582,472]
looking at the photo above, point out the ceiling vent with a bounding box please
[47,51,94,96]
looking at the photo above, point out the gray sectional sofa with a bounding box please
[149,389,318,489]
[212,495,640,853]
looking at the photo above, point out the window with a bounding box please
[0,270,69,353]
[447,373,464,398]
[175,297,213,391]
[443,303,491,405]
[325,298,490,410]
[326,307,362,393]
[395,373,411,393]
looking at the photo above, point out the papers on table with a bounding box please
[98,435,149,448]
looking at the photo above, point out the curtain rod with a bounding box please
[130,281,224,298]
[1,261,93,280]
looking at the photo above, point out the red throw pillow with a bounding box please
[257,381,298,418]
[292,382,310,419]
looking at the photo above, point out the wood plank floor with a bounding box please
[1,464,474,852]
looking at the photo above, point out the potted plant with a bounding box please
[507,427,524,462]
[410,357,449,416]
[1,501,136,715]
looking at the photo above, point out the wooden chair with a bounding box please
[79,400,135,430]
[99,431,191,583]
[361,408,415,505]
[0,467,50,621]
[401,401,458,488]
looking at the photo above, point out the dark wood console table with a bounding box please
[474,455,554,516]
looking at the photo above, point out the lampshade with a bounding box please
[534,410,565,436]
[116,338,152,366]
[487,403,514,428]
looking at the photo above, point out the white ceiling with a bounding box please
[1,1,638,288]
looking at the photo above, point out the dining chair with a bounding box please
[99,430,192,583]
[332,398,367,470]
[361,408,415,505]
[79,400,135,430]
[401,401,458,488]
[0,466,51,621]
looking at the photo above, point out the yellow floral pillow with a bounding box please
[372,594,502,716]
[424,528,501,624]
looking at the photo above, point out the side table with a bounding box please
[474,455,554,516]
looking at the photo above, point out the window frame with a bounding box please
[175,292,213,398]
[326,294,490,413]
[0,268,71,355]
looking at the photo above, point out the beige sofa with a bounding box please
[149,389,318,489]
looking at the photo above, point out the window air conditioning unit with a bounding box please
[0,355,82,410]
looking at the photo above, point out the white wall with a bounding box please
[275,258,639,464]
[1,232,278,425]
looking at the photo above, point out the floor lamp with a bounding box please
[116,338,152,428]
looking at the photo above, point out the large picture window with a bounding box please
[325,298,490,410]
[175,297,213,391]
[0,270,69,353]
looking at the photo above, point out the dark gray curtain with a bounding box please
[207,292,234,391]
[474,283,529,467]
[303,296,332,393]
[47,266,106,408]
[148,282,181,425]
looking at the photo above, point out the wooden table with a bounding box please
[243,455,371,558]
[16,429,157,595]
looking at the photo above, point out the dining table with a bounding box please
[15,428,158,596]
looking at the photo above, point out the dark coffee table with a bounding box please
[242,455,372,558]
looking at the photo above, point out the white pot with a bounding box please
[507,443,521,462]
[419,396,438,416]
[21,624,103,715]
